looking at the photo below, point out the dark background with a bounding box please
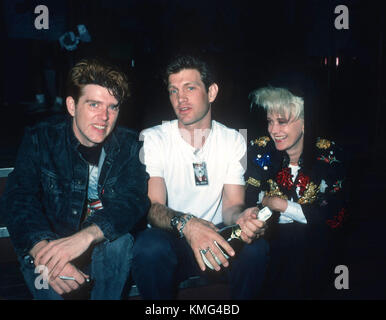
[0,0,385,299]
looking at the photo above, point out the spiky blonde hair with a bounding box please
[249,86,304,121]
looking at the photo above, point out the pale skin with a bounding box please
[147,178,266,272]
[147,68,266,272]
[30,225,104,295]
[29,84,119,295]
[262,110,305,212]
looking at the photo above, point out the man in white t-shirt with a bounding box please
[131,55,268,299]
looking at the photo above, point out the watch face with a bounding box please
[171,216,180,227]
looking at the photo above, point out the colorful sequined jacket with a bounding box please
[245,136,348,229]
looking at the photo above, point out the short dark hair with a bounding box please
[66,58,129,105]
[164,55,215,91]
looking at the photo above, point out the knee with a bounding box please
[132,229,175,264]
[94,232,134,261]
[109,232,134,253]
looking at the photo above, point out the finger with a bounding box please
[244,206,258,217]
[244,220,264,236]
[242,222,256,239]
[241,234,253,244]
[46,256,61,281]
[205,248,221,271]
[214,236,235,258]
[58,279,73,294]
[212,241,229,267]
[49,281,64,296]
[240,229,253,244]
[38,245,59,267]
[58,277,80,291]
[248,207,259,219]
[194,248,207,272]
[56,263,88,286]
[50,258,68,281]
[52,250,73,280]
[72,268,89,285]
[34,241,55,266]
[255,220,266,228]
[78,269,90,280]
[51,278,73,294]
[255,225,266,235]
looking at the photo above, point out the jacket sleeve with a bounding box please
[244,143,270,208]
[2,128,58,257]
[300,143,349,229]
[82,138,150,241]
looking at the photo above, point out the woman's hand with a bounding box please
[262,196,288,212]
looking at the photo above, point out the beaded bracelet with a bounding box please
[178,214,194,238]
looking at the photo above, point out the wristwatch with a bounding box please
[178,214,194,238]
[170,215,181,236]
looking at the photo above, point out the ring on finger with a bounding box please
[208,247,222,265]
[200,247,210,255]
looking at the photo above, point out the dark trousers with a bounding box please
[131,227,269,300]
[262,223,333,300]
[18,233,134,300]
[262,223,307,299]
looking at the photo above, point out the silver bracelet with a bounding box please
[178,214,193,238]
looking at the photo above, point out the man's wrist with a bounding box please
[81,224,104,245]
[29,239,49,259]
[178,214,194,238]
[170,215,182,236]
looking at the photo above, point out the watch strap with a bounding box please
[178,214,194,238]
[170,215,181,236]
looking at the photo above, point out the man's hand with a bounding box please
[182,217,236,272]
[46,262,89,295]
[235,207,266,244]
[30,240,90,295]
[32,225,103,281]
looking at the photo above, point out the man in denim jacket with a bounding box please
[1,59,150,299]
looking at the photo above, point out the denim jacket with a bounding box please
[1,116,150,258]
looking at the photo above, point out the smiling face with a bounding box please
[168,69,218,130]
[66,84,119,147]
[267,110,304,162]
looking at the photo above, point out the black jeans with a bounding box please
[131,227,269,300]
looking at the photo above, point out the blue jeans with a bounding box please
[131,227,269,300]
[18,233,134,300]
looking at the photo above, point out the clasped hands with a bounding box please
[30,230,95,295]
[183,207,266,272]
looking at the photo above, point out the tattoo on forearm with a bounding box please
[148,203,182,229]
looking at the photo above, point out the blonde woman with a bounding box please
[245,83,348,299]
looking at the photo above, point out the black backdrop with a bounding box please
[1,0,385,300]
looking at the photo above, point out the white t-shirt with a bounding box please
[141,120,246,224]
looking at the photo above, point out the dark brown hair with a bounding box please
[164,55,216,91]
[66,58,129,105]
